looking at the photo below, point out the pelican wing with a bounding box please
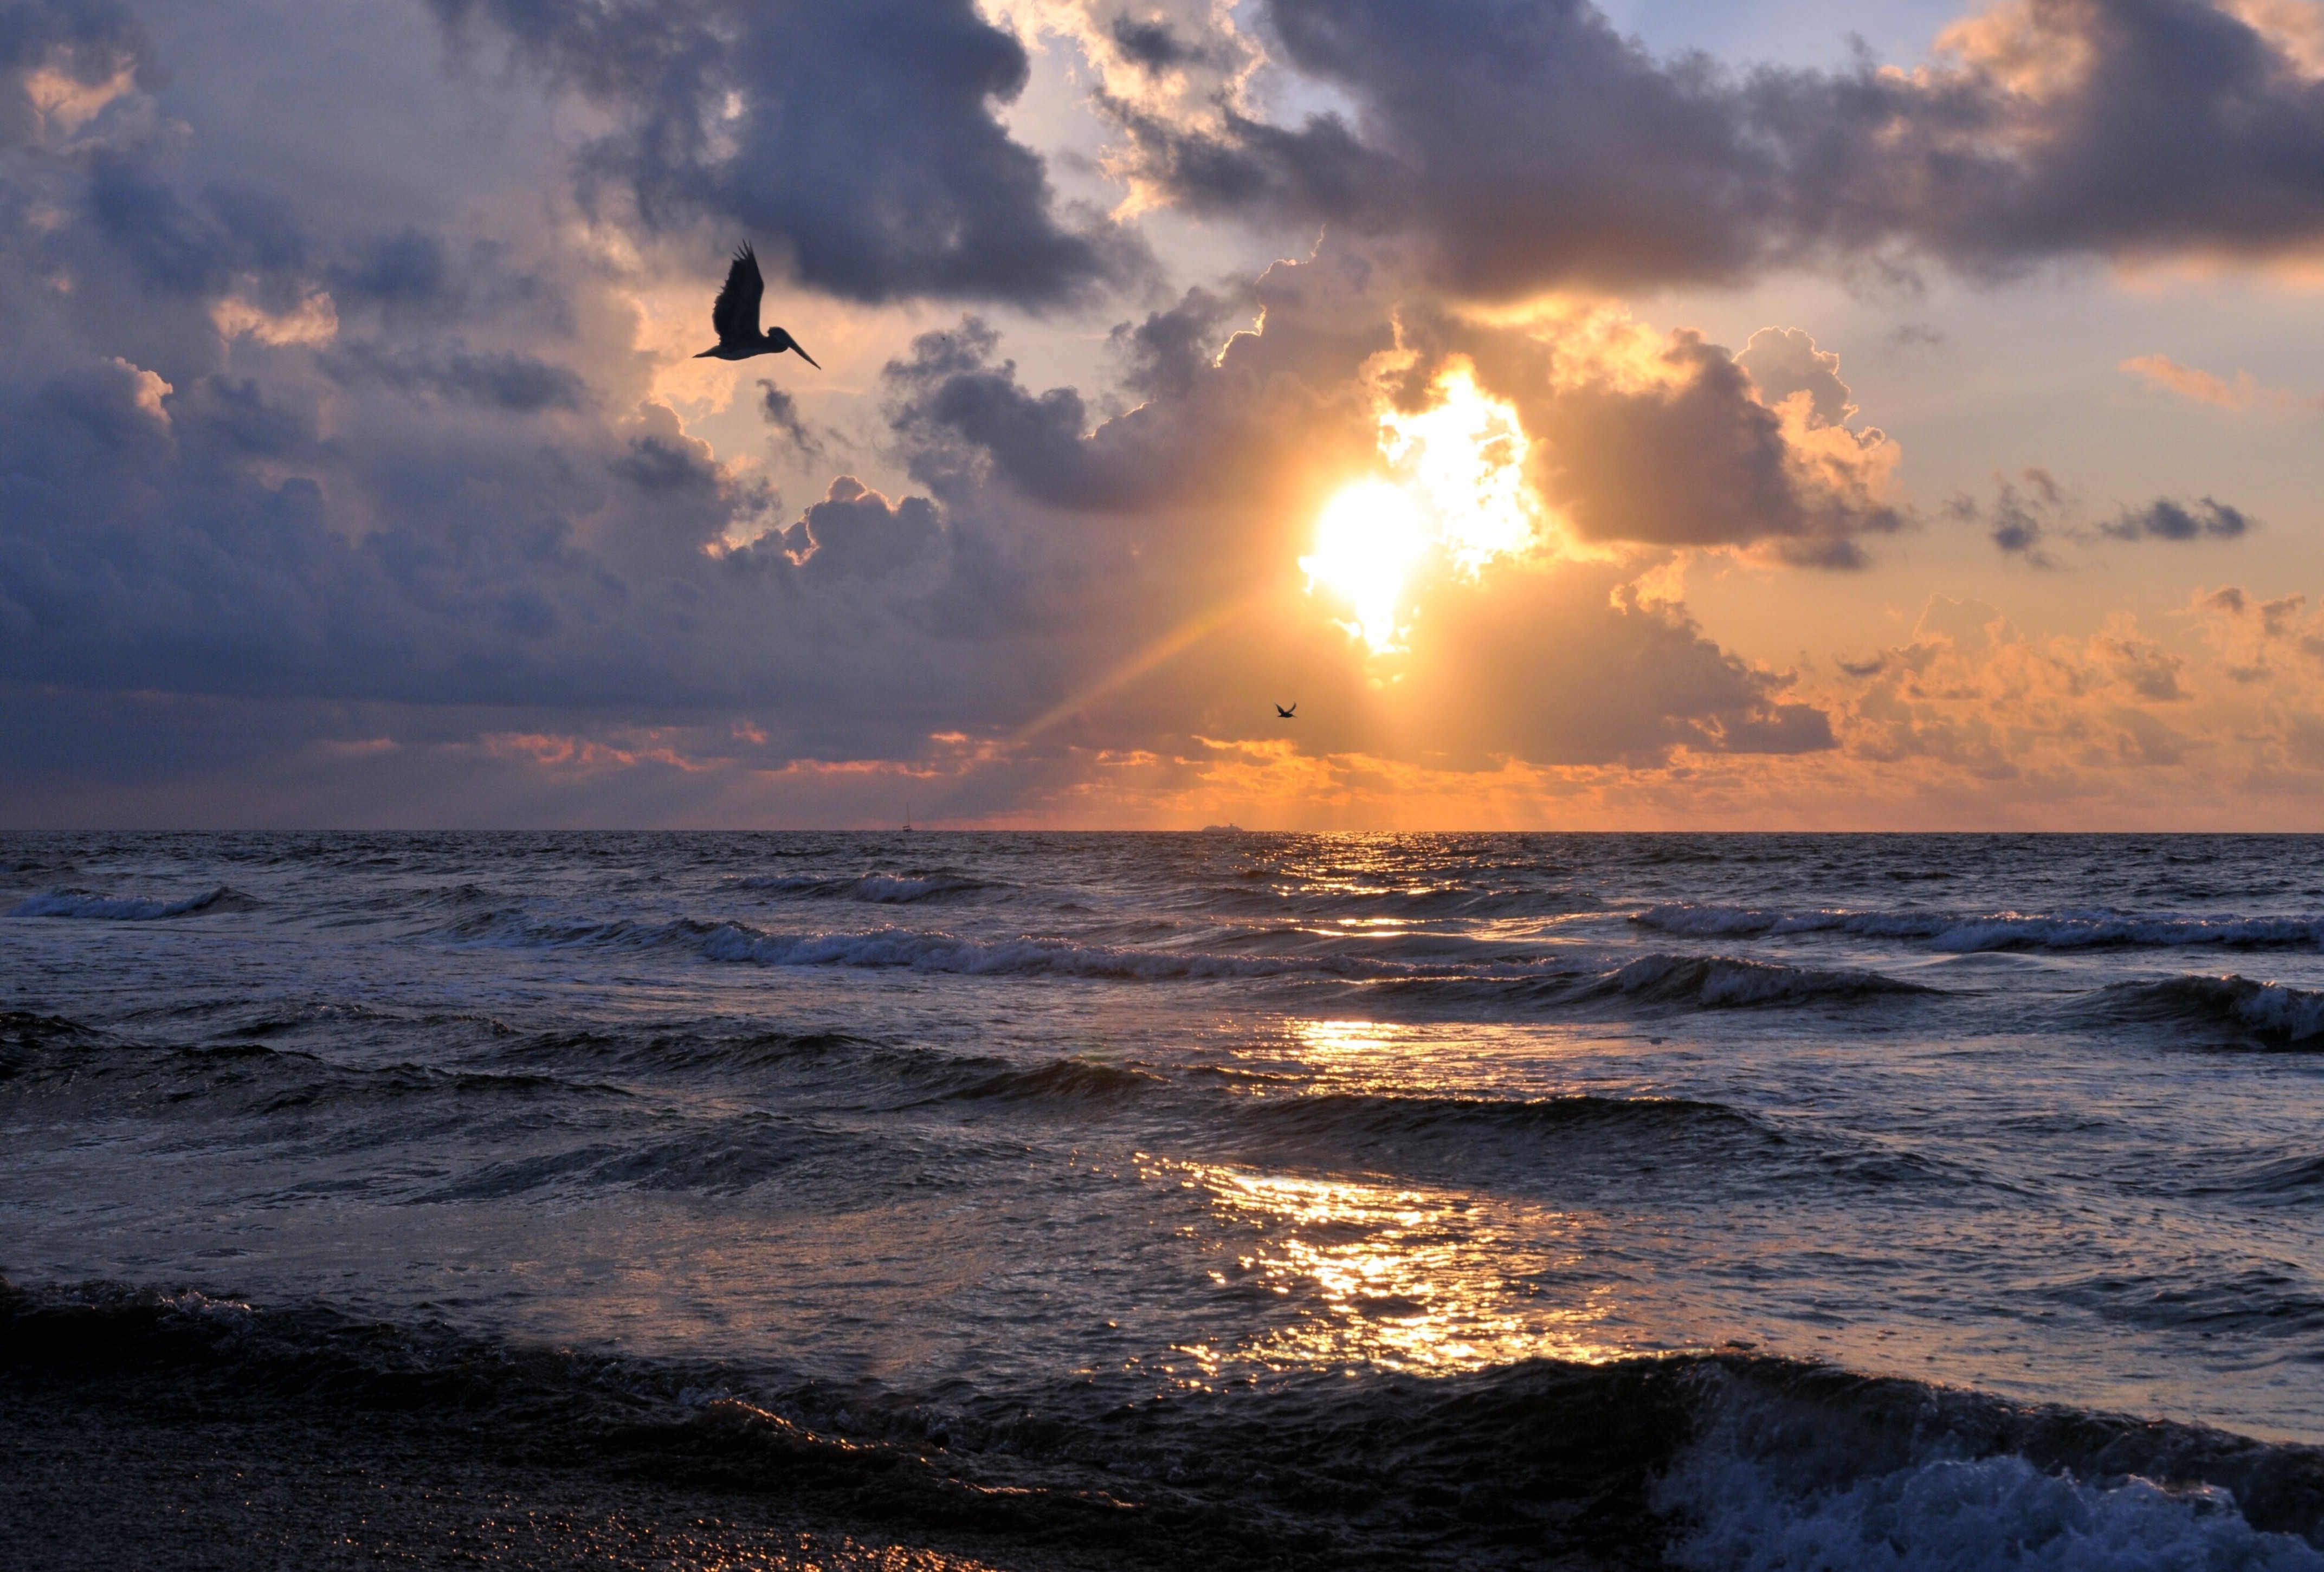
[710,244,765,347]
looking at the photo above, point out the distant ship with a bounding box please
[1198,823,1243,834]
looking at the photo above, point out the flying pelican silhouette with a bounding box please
[694,244,821,367]
[1275,702,1297,718]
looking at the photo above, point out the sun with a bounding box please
[1302,363,1541,654]
[1301,481,1432,651]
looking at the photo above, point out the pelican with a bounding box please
[694,244,821,367]
[1275,702,1297,718]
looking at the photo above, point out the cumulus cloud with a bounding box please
[1101,0,2324,295]
[428,0,1148,305]
[1477,321,1902,567]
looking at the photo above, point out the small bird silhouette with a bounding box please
[1275,702,1297,718]
[695,244,820,367]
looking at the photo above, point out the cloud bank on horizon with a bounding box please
[1,0,2321,827]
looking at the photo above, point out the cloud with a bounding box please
[1489,322,1901,568]
[0,0,2294,830]
[428,0,1147,305]
[1102,0,2324,295]
[757,380,821,454]
[1953,467,2068,562]
[320,342,589,411]
[1954,469,2256,558]
[2121,352,2322,410]
[887,262,1904,571]
[0,0,144,151]
[2103,495,2255,541]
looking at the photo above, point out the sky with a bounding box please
[3,0,2324,829]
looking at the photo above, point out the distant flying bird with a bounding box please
[1276,702,1297,718]
[695,244,821,367]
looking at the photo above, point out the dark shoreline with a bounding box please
[0,1279,1683,1570]
[11,1280,2324,1571]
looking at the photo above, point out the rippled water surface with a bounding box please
[7,832,2324,1564]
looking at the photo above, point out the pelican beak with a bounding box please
[793,344,821,370]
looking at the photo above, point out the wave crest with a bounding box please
[9,886,257,921]
[697,923,1403,981]
[1598,953,1930,1007]
[1639,903,2324,952]
[2099,975,2324,1045]
[733,870,998,903]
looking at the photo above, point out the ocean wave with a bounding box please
[2096,976,2324,1046]
[1659,1361,2324,1569]
[696,922,1413,981]
[1595,953,1932,1007]
[732,870,1000,903]
[1357,953,1928,1017]
[1193,879,1602,922]
[1639,903,2324,952]
[937,1057,1162,1103]
[2225,1155,2324,1199]
[8,885,257,920]
[0,1027,606,1114]
[1238,1088,1755,1144]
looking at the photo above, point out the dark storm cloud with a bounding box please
[428,0,1146,305]
[1108,285,1248,400]
[86,154,308,297]
[885,318,1114,508]
[1115,0,2324,294]
[330,229,450,308]
[793,476,940,578]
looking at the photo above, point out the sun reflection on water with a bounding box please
[1144,1154,1628,1375]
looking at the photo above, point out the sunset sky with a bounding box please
[5,0,2324,828]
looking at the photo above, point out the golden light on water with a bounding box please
[1146,1153,1626,1374]
[1302,363,1540,653]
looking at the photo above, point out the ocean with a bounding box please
[4,831,2323,1569]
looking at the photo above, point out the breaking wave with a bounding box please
[1592,953,1932,1007]
[1659,1362,2324,1570]
[2095,976,2324,1046]
[8,885,257,920]
[1638,903,2324,952]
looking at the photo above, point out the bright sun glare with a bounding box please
[1301,482,1430,652]
[1301,365,1537,653]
